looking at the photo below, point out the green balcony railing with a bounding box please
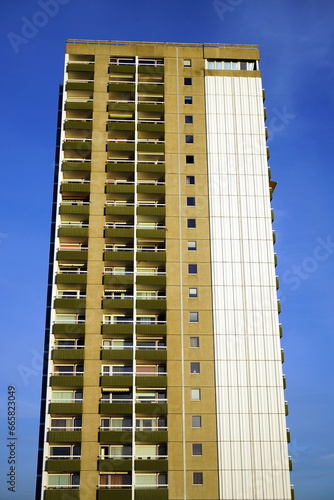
[106,162,135,173]
[102,298,134,309]
[99,403,132,415]
[56,274,87,285]
[65,101,93,110]
[105,205,134,216]
[54,297,86,309]
[44,490,80,500]
[46,459,81,472]
[101,349,133,361]
[52,349,85,361]
[60,204,90,215]
[103,251,134,262]
[47,430,82,442]
[64,120,93,130]
[62,161,91,171]
[49,403,83,414]
[50,376,84,388]
[98,431,132,443]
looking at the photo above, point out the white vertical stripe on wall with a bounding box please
[205,76,291,499]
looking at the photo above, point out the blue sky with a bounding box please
[0,0,333,498]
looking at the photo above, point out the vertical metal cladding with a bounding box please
[205,75,291,499]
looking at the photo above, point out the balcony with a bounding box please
[65,99,93,111]
[56,268,87,285]
[107,101,136,112]
[107,139,135,152]
[63,138,92,151]
[99,402,133,415]
[64,118,93,130]
[137,203,165,216]
[58,223,89,238]
[46,459,81,472]
[52,348,85,361]
[50,368,84,388]
[53,317,85,335]
[57,245,88,262]
[61,180,90,194]
[106,160,135,173]
[67,61,95,72]
[105,202,134,215]
[47,430,82,442]
[60,201,90,215]
[62,160,91,172]
[103,246,134,262]
[45,489,80,500]
[108,82,135,92]
[137,181,165,195]
[106,181,135,194]
[104,223,135,238]
[102,295,134,310]
[49,400,83,415]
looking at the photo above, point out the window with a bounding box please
[185,115,193,124]
[48,473,80,487]
[184,77,192,85]
[188,264,197,274]
[188,241,197,251]
[192,443,202,456]
[192,416,201,428]
[193,472,203,485]
[190,362,200,373]
[186,155,194,164]
[186,175,195,185]
[207,59,256,71]
[185,135,194,143]
[189,288,197,298]
[190,336,199,347]
[189,312,199,323]
[184,96,193,104]
[191,389,201,401]
[184,59,192,67]
[187,197,195,206]
[187,219,196,229]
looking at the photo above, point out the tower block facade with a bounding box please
[36,40,292,500]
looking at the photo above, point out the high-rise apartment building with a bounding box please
[36,40,292,500]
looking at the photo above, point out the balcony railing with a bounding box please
[61,201,90,206]
[54,319,85,324]
[58,246,88,251]
[59,223,89,228]
[103,319,166,325]
[52,372,84,376]
[104,268,166,276]
[106,159,165,165]
[50,398,83,403]
[57,269,87,274]
[49,427,82,431]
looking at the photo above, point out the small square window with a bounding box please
[192,443,202,455]
[184,77,192,85]
[189,288,197,298]
[190,362,200,373]
[190,336,199,347]
[188,241,197,251]
[191,389,201,401]
[184,59,192,67]
[193,472,203,485]
[186,155,194,164]
[186,176,195,185]
[192,415,201,427]
[185,115,193,124]
[187,219,196,228]
[189,312,199,323]
[185,135,194,144]
[188,264,197,274]
[240,61,247,70]
[184,96,193,105]
[187,197,195,206]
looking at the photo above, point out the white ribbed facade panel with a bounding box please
[205,76,291,499]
